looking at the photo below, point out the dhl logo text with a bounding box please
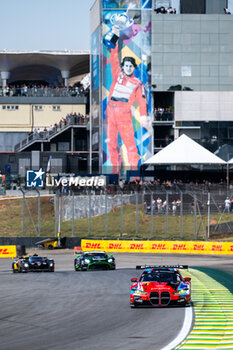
[211,245,223,251]
[172,244,187,250]
[108,243,122,249]
[193,244,205,250]
[152,244,166,250]
[130,244,144,250]
[85,243,102,249]
[0,249,9,254]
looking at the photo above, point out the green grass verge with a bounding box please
[1,196,233,240]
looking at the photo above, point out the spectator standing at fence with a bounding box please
[157,197,162,213]
[225,196,231,213]
[230,198,233,212]
[162,199,167,213]
[172,200,177,216]
[23,84,28,96]
[176,198,181,209]
[152,199,156,212]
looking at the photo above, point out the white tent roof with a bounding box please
[144,134,226,165]
[227,157,233,164]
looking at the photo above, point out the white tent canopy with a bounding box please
[144,134,226,165]
[227,157,233,164]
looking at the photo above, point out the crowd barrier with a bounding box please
[81,239,233,255]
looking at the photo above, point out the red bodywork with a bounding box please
[130,267,191,307]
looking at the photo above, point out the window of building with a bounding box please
[52,106,61,111]
[57,142,70,151]
[228,127,233,139]
[34,105,43,111]
[2,105,19,110]
[154,0,180,13]
[228,0,233,14]
[181,66,192,77]
[180,0,205,13]
[9,156,16,163]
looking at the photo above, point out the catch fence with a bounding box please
[7,184,233,240]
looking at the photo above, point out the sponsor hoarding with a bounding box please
[81,240,233,255]
[0,245,17,258]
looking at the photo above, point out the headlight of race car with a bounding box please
[84,259,90,264]
[24,263,29,267]
[108,258,113,263]
[49,262,54,267]
[173,289,190,296]
[134,290,148,295]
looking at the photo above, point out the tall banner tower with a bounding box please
[91,0,152,177]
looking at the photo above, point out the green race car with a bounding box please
[74,251,116,271]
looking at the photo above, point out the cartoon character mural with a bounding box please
[102,2,152,176]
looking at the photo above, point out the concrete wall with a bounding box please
[152,14,233,91]
[0,102,86,132]
[175,91,233,121]
[0,236,82,249]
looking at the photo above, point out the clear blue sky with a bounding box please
[1,0,95,51]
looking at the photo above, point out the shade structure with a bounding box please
[227,157,233,164]
[144,134,226,166]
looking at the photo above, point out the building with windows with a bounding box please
[0,50,90,176]
[90,0,233,179]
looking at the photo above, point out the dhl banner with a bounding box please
[0,245,17,258]
[81,240,233,255]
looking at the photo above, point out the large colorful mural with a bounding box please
[101,0,152,176]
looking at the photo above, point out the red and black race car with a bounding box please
[130,265,191,308]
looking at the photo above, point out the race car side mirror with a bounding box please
[184,277,191,282]
[131,278,138,283]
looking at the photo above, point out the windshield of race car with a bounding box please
[83,253,108,259]
[140,271,181,283]
[29,256,44,263]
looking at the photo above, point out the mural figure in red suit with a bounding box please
[106,43,148,174]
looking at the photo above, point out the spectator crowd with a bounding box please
[0,83,87,98]
[27,112,89,140]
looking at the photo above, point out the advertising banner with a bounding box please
[0,245,17,258]
[101,0,152,176]
[81,240,233,255]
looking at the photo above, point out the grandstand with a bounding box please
[0,50,91,176]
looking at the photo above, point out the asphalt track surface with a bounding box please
[0,250,232,350]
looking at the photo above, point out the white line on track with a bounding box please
[160,305,193,350]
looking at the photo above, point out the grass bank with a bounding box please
[1,196,233,241]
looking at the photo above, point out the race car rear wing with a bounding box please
[136,265,189,270]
